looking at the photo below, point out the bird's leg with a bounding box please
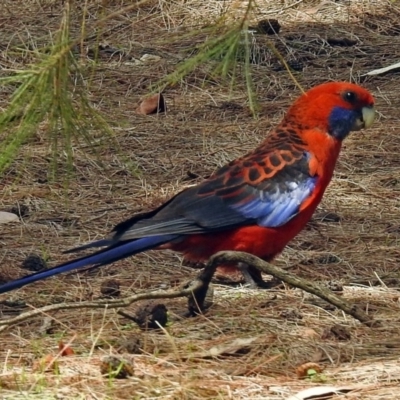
[238,262,281,289]
[238,262,263,288]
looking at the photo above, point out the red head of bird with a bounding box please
[283,82,375,141]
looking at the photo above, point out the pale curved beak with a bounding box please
[352,105,375,131]
[362,105,376,129]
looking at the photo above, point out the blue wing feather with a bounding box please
[232,176,317,227]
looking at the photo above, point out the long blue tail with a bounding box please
[0,234,179,294]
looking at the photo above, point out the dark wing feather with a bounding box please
[112,139,318,241]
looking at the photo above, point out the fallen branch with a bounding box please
[190,251,377,327]
[0,250,377,331]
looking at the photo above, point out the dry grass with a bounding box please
[1,0,400,398]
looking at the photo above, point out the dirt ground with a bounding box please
[1,0,400,399]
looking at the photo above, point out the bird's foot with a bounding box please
[238,262,282,289]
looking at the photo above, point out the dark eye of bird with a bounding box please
[343,91,357,104]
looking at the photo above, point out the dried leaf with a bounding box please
[58,341,75,356]
[186,337,259,359]
[136,93,166,115]
[287,386,354,400]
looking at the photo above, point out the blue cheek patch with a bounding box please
[231,176,318,228]
[328,107,358,140]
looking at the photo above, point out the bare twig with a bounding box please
[0,250,378,332]
[0,279,204,332]
[190,251,378,327]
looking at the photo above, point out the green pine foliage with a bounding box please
[0,0,292,177]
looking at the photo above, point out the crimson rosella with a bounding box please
[0,82,375,294]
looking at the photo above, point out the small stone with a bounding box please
[140,54,162,63]
[21,254,47,272]
[100,355,134,379]
[0,211,19,224]
[100,279,121,298]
